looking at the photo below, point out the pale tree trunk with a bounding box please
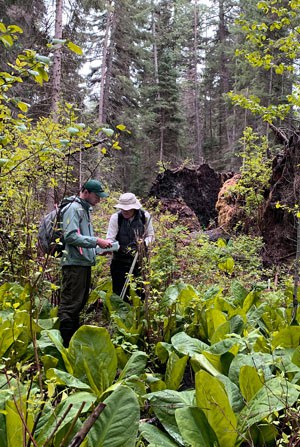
[51,0,63,120]
[152,9,164,162]
[98,0,114,124]
[218,0,230,151]
[193,0,204,163]
[99,2,117,126]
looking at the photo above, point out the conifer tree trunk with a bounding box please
[218,0,231,155]
[51,0,63,120]
[152,10,164,162]
[193,0,204,163]
[98,0,114,124]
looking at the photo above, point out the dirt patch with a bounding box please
[150,164,234,227]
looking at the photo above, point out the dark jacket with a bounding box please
[113,210,145,263]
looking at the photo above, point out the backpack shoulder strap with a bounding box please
[117,211,123,228]
[139,209,146,225]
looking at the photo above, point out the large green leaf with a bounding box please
[207,338,239,355]
[206,308,227,340]
[155,342,173,363]
[210,321,231,344]
[175,407,219,447]
[271,326,300,349]
[88,385,140,447]
[217,375,244,412]
[230,281,249,306]
[211,315,245,344]
[165,353,188,390]
[177,285,199,315]
[243,290,260,313]
[68,326,117,396]
[190,353,220,376]
[239,365,264,402]
[248,423,278,446]
[6,397,34,447]
[228,353,274,386]
[139,422,178,446]
[171,332,209,356]
[45,329,73,373]
[160,284,183,309]
[146,390,195,445]
[238,377,300,433]
[118,350,147,380]
[46,368,93,391]
[195,370,237,447]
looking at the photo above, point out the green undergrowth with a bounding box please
[0,216,299,446]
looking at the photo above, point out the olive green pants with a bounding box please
[58,265,91,346]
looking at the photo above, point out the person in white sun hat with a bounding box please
[106,192,155,300]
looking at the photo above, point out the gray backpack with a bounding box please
[38,201,70,256]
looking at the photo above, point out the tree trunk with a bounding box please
[152,9,164,162]
[98,1,114,124]
[51,0,63,120]
[218,0,230,151]
[193,0,204,163]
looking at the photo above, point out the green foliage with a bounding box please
[2,21,300,446]
[229,0,300,124]
[1,270,300,446]
[0,24,124,287]
[229,127,272,226]
[148,212,185,290]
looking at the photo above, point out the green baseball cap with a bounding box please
[83,179,109,198]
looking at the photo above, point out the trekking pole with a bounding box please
[119,213,154,301]
[120,250,139,300]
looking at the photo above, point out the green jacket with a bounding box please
[61,196,98,267]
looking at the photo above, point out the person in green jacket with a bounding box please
[58,179,111,347]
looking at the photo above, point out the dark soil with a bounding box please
[149,132,300,267]
[149,164,234,228]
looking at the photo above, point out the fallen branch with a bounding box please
[68,402,106,447]
[43,404,73,447]
[60,401,86,447]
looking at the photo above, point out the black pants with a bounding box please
[58,265,91,346]
[110,258,141,299]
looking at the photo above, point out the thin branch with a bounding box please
[43,404,73,447]
[26,401,45,447]
[68,402,106,447]
[268,122,289,145]
[0,138,109,178]
[60,401,86,447]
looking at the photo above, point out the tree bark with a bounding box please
[193,0,204,163]
[51,0,63,120]
[98,1,114,124]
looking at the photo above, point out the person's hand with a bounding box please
[97,238,112,249]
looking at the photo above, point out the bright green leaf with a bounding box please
[88,385,140,447]
[195,370,237,447]
[175,406,219,447]
[239,365,264,402]
[66,41,83,55]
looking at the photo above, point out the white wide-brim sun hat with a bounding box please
[114,193,142,210]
